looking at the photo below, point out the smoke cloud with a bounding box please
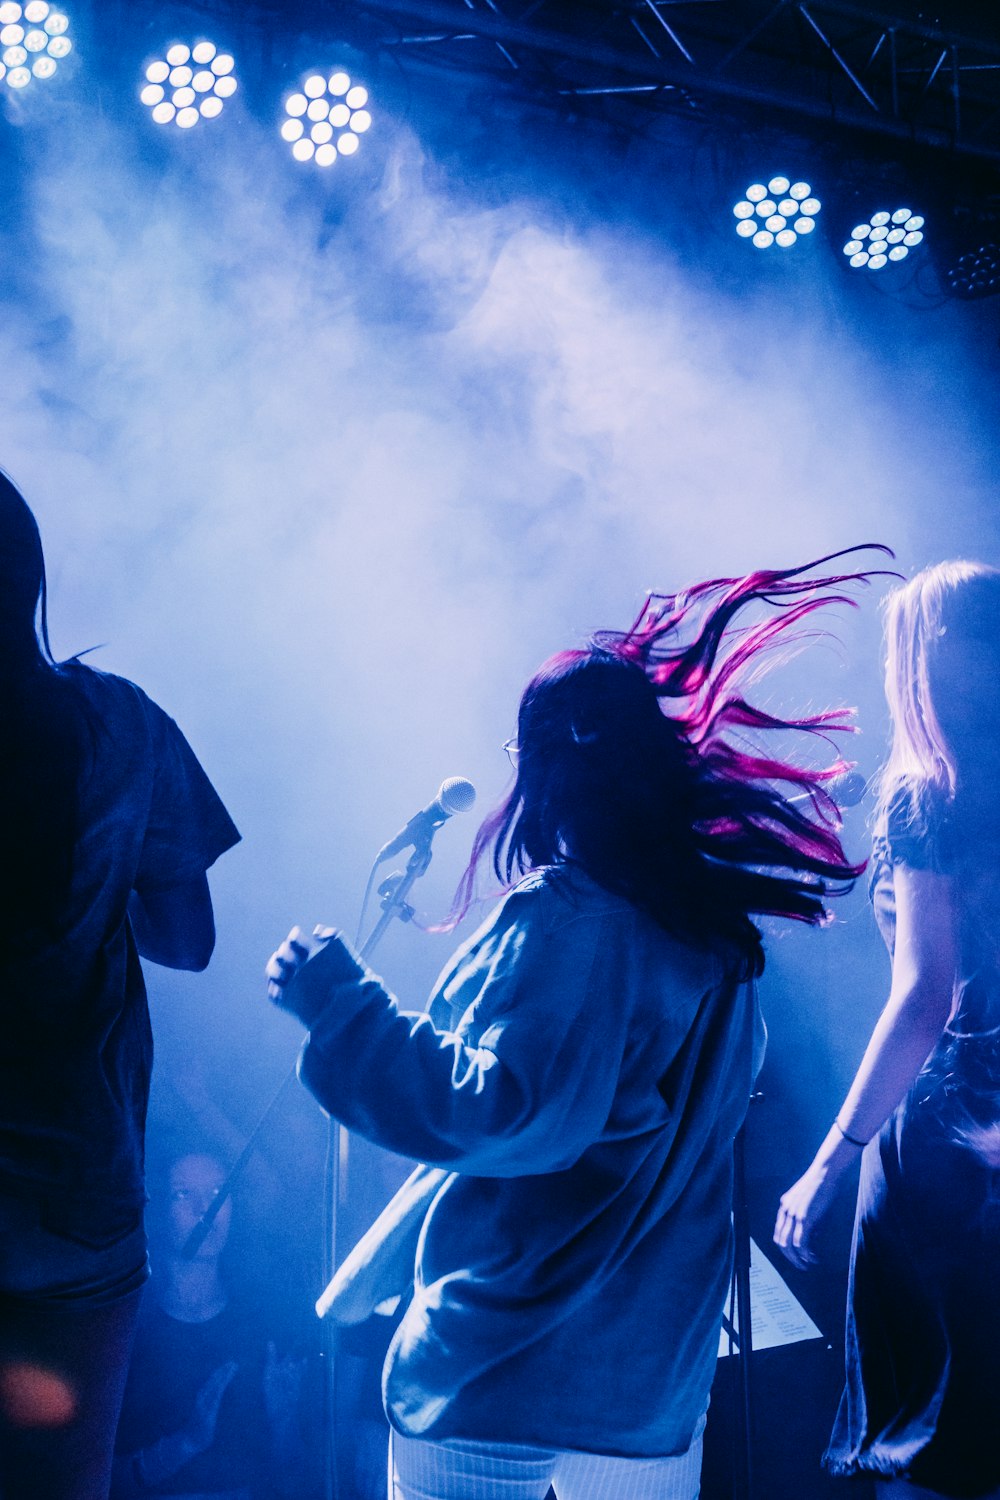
[2,76,997,1198]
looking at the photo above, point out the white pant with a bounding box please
[388,1416,705,1500]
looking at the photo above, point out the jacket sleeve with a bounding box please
[285,903,633,1176]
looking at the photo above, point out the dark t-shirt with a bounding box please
[115,1301,272,1496]
[872,778,1000,957]
[868,782,946,954]
[828,792,1000,1493]
[0,665,239,1229]
[870,776,1000,1129]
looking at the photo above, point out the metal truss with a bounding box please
[339,0,1000,166]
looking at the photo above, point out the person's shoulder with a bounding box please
[61,665,194,768]
[501,869,723,966]
[447,869,628,970]
[506,866,634,931]
[510,871,711,996]
[884,778,920,832]
[62,660,147,711]
[537,871,735,1021]
[879,777,949,870]
[55,660,151,732]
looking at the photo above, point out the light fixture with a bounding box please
[843,208,925,271]
[733,177,821,250]
[0,1,71,90]
[943,239,1000,300]
[281,68,372,166]
[140,40,237,129]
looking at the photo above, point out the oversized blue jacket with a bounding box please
[285,867,764,1456]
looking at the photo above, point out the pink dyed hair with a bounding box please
[450,546,896,970]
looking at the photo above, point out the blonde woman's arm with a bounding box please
[774,863,957,1268]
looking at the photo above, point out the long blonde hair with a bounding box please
[877,560,1000,826]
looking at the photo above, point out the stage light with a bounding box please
[944,239,1000,300]
[281,68,372,166]
[733,177,821,250]
[843,208,924,270]
[0,2,71,90]
[141,40,236,128]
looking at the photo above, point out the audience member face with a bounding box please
[167,1153,232,1260]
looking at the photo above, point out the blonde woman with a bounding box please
[776,563,1000,1500]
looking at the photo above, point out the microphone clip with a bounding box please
[376,870,415,926]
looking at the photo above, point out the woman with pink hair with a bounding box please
[269,551,885,1500]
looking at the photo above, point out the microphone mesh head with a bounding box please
[832,770,868,808]
[438,776,477,814]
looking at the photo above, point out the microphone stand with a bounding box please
[177,1070,299,1261]
[732,1121,755,1500]
[178,836,440,1500]
[322,834,437,1500]
[325,837,434,1257]
[359,842,433,962]
[730,1086,764,1500]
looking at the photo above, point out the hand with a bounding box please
[266,925,334,1004]
[134,1361,238,1486]
[773,1163,838,1270]
[188,1360,239,1451]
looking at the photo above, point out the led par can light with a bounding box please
[843,207,925,271]
[0,2,71,90]
[281,67,372,166]
[733,176,821,250]
[141,39,236,128]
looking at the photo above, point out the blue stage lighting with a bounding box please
[0,1,71,90]
[733,177,821,250]
[843,208,925,270]
[281,68,372,166]
[140,40,236,129]
[946,239,1000,300]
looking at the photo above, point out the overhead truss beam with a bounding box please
[345,0,1000,165]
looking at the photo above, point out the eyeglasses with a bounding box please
[501,737,520,769]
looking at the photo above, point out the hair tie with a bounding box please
[835,1119,868,1149]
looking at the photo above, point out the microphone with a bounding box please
[829,770,869,808]
[790,770,869,809]
[376,777,477,862]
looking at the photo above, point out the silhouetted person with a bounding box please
[0,473,239,1500]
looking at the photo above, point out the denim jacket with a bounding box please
[288,867,764,1457]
